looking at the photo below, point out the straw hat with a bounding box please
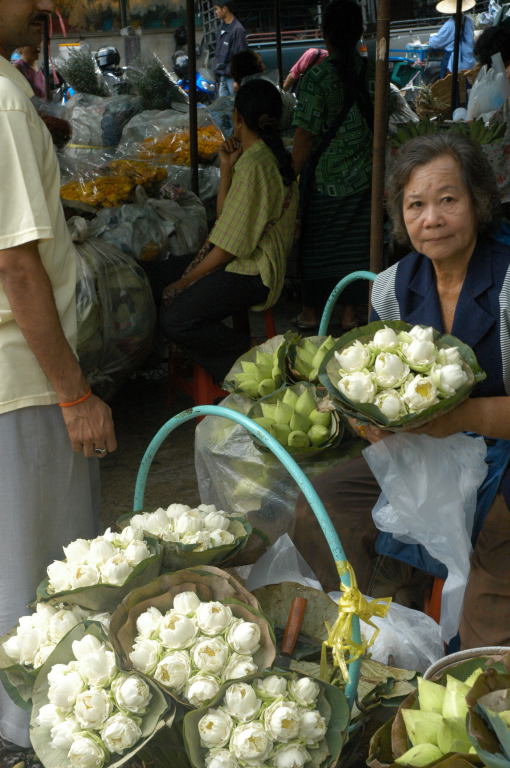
[436,0,475,13]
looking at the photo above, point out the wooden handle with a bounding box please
[280,597,307,657]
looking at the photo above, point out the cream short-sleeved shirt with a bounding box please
[0,57,77,414]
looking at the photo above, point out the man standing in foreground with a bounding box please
[0,0,116,748]
[213,1,247,97]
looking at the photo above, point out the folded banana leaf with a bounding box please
[467,667,510,768]
[116,510,252,572]
[183,668,349,768]
[35,537,163,612]
[223,334,291,398]
[30,621,173,768]
[108,566,275,708]
[319,320,486,431]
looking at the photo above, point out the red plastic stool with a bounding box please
[424,577,445,624]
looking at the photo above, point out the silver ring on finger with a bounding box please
[94,447,107,457]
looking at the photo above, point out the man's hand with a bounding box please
[61,394,117,458]
[218,137,242,170]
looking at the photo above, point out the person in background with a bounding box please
[429,0,476,78]
[160,79,298,384]
[282,47,328,92]
[13,44,46,99]
[230,48,265,90]
[292,0,373,332]
[0,0,116,749]
[213,1,247,97]
[474,17,510,75]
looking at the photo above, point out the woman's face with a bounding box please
[402,154,478,267]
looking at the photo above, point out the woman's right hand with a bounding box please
[347,417,392,444]
[219,137,242,170]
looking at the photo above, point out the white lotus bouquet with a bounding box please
[0,602,109,709]
[320,321,486,430]
[30,623,171,768]
[183,671,348,768]
[36,526,162,612]
[118,502,252,571]
[108,567,275,709]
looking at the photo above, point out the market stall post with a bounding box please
[369,0,391,275]
[187,0,200,195]
[450,0,463,115]
[275,0,283,87]
[119,0,129,29]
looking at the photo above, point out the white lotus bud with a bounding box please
[2,635,21,663]
[160,611,198,649]
[409,325,434,342]
[273,743,311,768]
[204,512,230,531]
[289,677,320,707]
[68,562,100,590]
[34,602,57,625]
[101,713,142,754]
[402,375,438,413]
[127,514,146,537]
[129,637,162,674]
[198,708,233,748]
[166,503,191,520]
[88,612,111,631]
[173,591,201,616]
[136,606,163,638]
[254,675,287,699]
[87,538,115,566]
[299,709,327,744]
[75,688,112,729]
[226,620,260,655]
[63,539,91,564]
[337,371,376,404]
[50,717,80,750]
[334,341,372,373]
[72,633,102,660]
[208,530,235,548]
[224,682,261,722]
[48,665,86,710]
[437,347,462,366]
[99,554,131,586]
[432,363,469,396]
[191,636,230,674]
[264,699,300,742]
[223,653,258,681]
[185,674,220,707]
[196,602,233,636]
[373,352,409,388]
[49,608,82,643]
[181,531,210,550]
[37,702,65,728]
[175,511,203,535]
[33,643,55,668]
[372,326,399,351]
[47,560,73,593]
[198,503,218,515]
[75,647,117,688]
[230,722,273,764]
[142,508,170,536]
[402,339,437,371]
[112,673,152,714]
[68,734,107,768]
[374,390,406,422]
[17,625,42,666]
[124,540,151,567]
[154,650,191,693]
[118,524,143,544]
[205,749,239,768]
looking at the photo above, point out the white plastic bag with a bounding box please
[364,433,488,642]
[467,53,510,121]
[243,534,322,592]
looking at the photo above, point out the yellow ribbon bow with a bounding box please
[321,560,392,682]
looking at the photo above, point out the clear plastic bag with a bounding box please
[243,534,323,592]
[69,216,156,399]
[364,433,488,642]
[466,53,510,121]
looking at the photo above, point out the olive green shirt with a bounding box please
[209,139,298,310]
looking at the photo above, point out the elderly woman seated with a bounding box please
[294,132,510,650]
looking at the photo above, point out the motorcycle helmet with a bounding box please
[173,50,189,79]
[95,46,121,71]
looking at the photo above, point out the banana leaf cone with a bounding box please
[223,334,291,399]
[30,621,173,768]
[318,320,486,431]
[108,566,276,709]
[466,663,510,768]
[287,335,337,385]
[116,510,253,573]
[248,382,343,459]
[182,669,349,768]
[35,537,163,612]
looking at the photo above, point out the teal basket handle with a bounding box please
[318,270,377,336]
[133,404,361,707]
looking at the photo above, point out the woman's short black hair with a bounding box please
[230,49,264,86]
[322,0,363,50]
[474,18,510,67]
[387,132,502,245]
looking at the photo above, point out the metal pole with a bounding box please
[275,0,283,87]
[369,0,390,274]
[119,0,129,28]
[450,0,463,116]
[187,0,199,196]
[42,15,51,100]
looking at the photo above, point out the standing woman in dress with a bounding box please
[292,0,373,331]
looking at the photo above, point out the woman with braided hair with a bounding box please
[161,79,298,383]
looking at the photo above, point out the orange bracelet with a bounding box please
[58,389,93,408]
